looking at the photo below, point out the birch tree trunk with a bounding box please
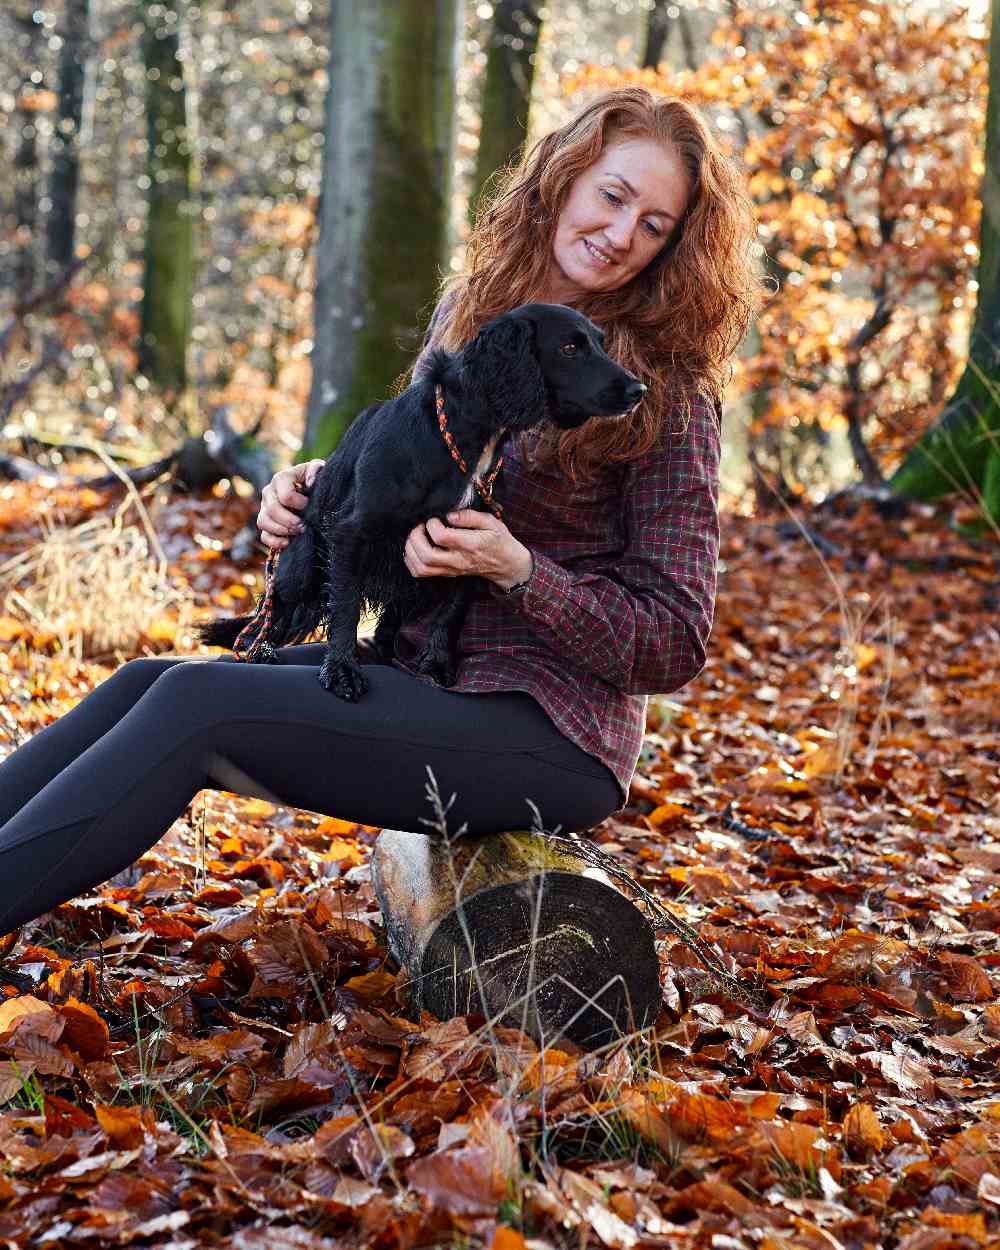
[304,0,460,457]
[890,0,1000,525]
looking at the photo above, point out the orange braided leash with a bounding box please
[435,384,504,517]
[232,548,280,663]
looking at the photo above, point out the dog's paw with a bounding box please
[414,650,456,688]
[318,657,368,701]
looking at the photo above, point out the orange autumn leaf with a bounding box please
[492,1228,527,1250]
[842,1103,887,1157]
[316,817,359,836]
[342,969,397,1001]
[95,1103,150,1149]
[647,801,687,829]
[144,616,177,644]
[56,998,109,1063]
[938,953,993,1003]
[519,1047,577,1092]
[240,799,277,820]
[321,840,364,866]
[0,617,25,642]
[669,1091,747,1144]
[922,1208,987,1243]
[618,1090,684,1155]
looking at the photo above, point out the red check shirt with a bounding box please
[392,303,722,806]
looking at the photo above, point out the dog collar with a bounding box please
[435,384,504,517]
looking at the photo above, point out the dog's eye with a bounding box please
[560,343,578,356]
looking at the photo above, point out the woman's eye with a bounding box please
[601,189,622,206]
[560,343,578,356]
[643,221,662,237]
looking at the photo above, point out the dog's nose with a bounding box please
[624,380,646,405]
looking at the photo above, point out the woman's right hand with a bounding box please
[257,459,325,550]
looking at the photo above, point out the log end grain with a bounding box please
[420,870,659,1051]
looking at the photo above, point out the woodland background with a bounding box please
[0,2,998,1249]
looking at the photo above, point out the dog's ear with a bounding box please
[465,314,547,427]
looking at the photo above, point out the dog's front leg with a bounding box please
[370,600,404,663]
[414,580,475,688]
[318,528,368,700]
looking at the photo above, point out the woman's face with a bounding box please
[542,137,690,305]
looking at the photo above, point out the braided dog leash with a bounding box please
[231,548,280,663]
[435,384,504,517]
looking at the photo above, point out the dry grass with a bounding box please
[0,471,195,663]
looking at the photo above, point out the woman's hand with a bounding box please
[404,510,533,590]
[257,459,325,550]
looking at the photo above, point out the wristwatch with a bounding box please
[498,552,533,597]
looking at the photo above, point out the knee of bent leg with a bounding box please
[142,659,242,729]
[108,656,179,697]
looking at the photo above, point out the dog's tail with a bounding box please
[196,524,327,655]
[197,615,253,649]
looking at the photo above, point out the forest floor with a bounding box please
[0,475,997,1250]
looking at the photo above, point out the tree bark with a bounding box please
[13,5,43,312]
[844,293,893,489]
[370,829,661,1052]
[468,2,541,225]
[890,0,1000,524]
[46,0,92,283]
[642,0,670,69]
[643,0,707,72]
[304,0,460,457]
[139,0,195,404]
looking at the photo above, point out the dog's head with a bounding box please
[470,304,646,431]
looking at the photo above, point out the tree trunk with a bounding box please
[139,0,195,404]
[890,0,1000,524]
[13,5,43,312]
[304,0,460,458]
[46,0,92,284]
[370,829,661,1052]
[468,2,541,225]
[643,0,707,72]
[642,0,670,68]
[844,292,893,489]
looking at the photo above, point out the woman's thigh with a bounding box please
[157,657,618,834]
[0,651,619,933]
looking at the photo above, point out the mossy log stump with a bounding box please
[370,830,661,1051]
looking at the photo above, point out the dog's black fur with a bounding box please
[199,302,645,700]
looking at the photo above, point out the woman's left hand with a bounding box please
[404,510,533,591]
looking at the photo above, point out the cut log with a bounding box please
[370,829,661,1052]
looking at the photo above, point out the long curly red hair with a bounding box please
[412,86,764,481]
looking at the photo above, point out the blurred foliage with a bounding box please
[571,0,988,498]
[0,0,989,505]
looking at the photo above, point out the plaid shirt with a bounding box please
[392,305,722,805]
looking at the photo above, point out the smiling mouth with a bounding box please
[583,239,615,267]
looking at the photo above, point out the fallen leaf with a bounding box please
[842,1102,887,1157]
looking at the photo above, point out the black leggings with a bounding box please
[0,645,620,934]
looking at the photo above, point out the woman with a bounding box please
[0,88,760,936]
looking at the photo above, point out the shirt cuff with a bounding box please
[490,548,572,619]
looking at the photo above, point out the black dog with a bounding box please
[199,303,645,700]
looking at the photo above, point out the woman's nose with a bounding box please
[604,214,637,251]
